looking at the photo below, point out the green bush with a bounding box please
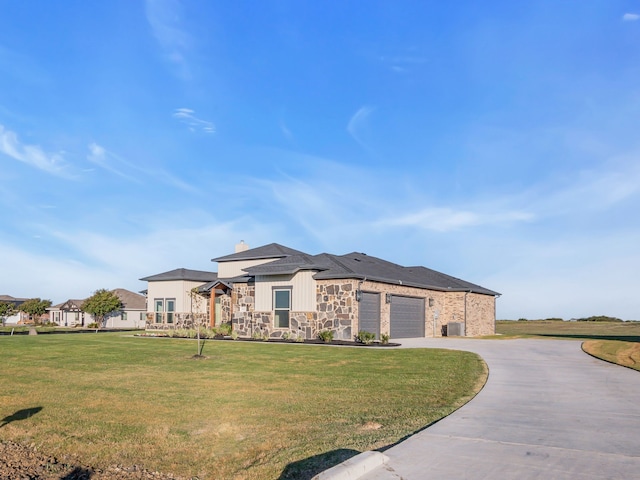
[252,330,262,340]
[87,322,100,329]
[355,330,375,345]
[380,333,390,345]
[230,330,239,340]
[217,323,232,336]
[317,330,334,343]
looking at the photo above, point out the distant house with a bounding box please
[47,289,146,328]
[139,269,218,328]
[0,295,29,325]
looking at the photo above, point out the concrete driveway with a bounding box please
[360,338,640,480]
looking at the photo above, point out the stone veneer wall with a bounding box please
[316,280,357,340]
[145,312,209,330]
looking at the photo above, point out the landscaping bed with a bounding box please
[136,332,401,347]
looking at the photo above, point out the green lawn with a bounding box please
[496,320,640,342]
[0,333,486,480]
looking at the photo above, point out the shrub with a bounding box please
[230,330,239,340]
[262,331,270,341]
[217,323,232,336]
[87,322,100,329]
[317,330,334,343]
[380,333,390,345]
[517,318,528,322]
[355,330,375,345]
[252,330,262,340]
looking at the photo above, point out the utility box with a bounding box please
[446,322,465,336]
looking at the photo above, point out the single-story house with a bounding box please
[48,289,147,328]
[143,242,500,339]
[139,268,218,329]
[0,295,30,325]
[141,242,500,340]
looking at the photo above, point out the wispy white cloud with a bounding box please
[145,0,192,79]
[87,142,140,182]
[0,125,74,178]
[279,120,293,141]
[87,141,200,194]
[347,106,375,152]
[622,13,640,21]
[173,108,216,134]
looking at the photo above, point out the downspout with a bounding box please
[464,290,471,336]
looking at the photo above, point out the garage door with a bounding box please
[390,296,425,338]
[358,292,380,338]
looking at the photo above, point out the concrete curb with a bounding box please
[311,451,389,480]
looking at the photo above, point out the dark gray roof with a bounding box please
[239,250,499,296]
[212,243,306,263]
[139,268,218,282]
[314,252,499,295]
[242,253,329,275]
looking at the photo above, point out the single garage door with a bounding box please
[359,292,380,338]
[390,295,425,338]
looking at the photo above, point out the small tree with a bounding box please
[0,302,16,327]
[19,298,52,324]
[189,287,206,357]
[81,289,122,328]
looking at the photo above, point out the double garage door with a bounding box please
[359,293,425,339]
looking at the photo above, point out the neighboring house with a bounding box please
[144,242,500,339]
[0,295,29,325]
[48,299,89,327]
[139,269,218,328]
[48,289,147,328]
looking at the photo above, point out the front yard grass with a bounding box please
[582,340,640,371]
[0,333,486,479]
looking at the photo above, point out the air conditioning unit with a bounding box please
[447,322,465,336]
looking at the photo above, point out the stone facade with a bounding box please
[316,281,357,340]
[145,312,208,330]
[146,277,495,338]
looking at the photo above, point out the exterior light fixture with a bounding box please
[385,293,392,304]
[429,298,434,307]
[356,290,362,302]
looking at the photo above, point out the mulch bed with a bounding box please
[137,334,401,347]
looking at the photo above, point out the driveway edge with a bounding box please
[311,451,389,480]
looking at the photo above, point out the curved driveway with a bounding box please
[362,338,640,479]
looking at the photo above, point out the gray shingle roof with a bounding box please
[239,250,499,296]
[211,243,306,263]
[139,268,218,282]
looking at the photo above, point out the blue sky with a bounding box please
[1,1,639,320]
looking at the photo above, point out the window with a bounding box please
[273,289,291,329]
[154,299,164,323]
[122,311,128,321]
[166,299,175,324]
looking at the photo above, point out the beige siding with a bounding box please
[146,280,207,313]
[254,271,316,311]
[218,258,279,279]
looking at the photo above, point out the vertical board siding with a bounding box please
[254,272,316,311]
